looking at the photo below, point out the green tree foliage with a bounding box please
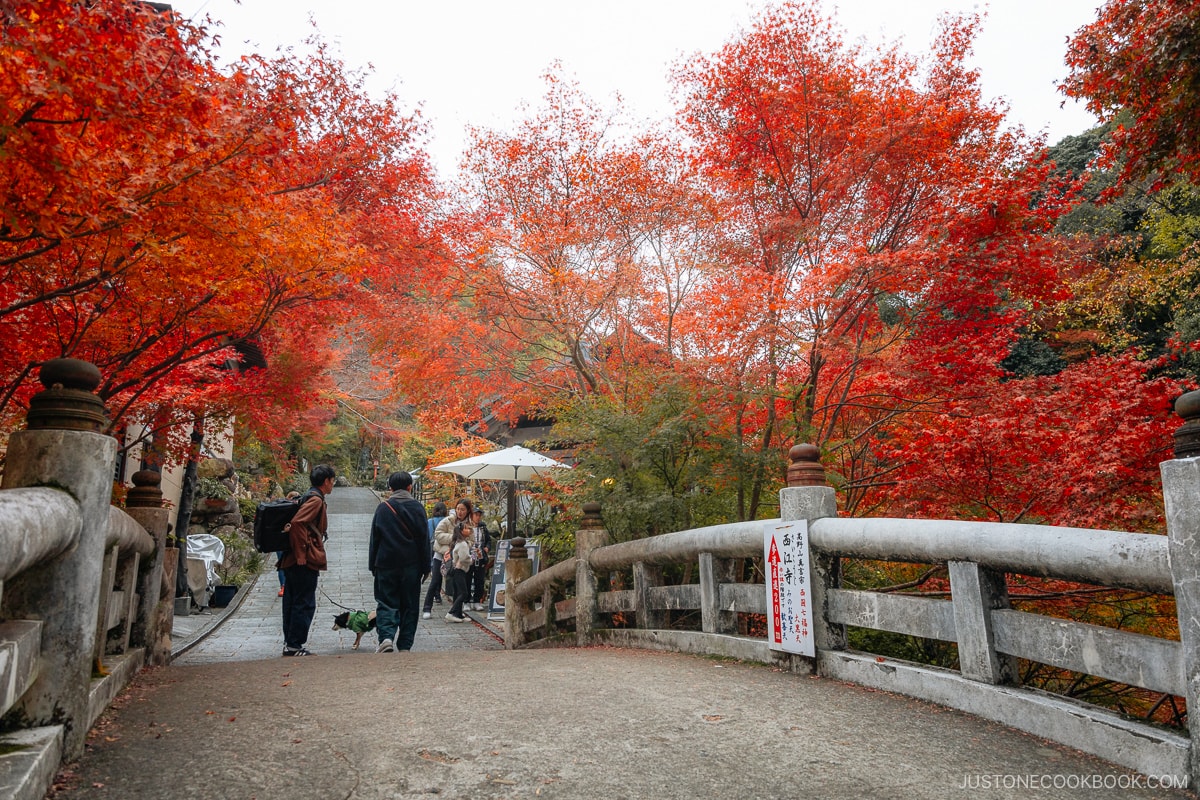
[1050,118,1151,249]
[1040,124,1200,383]
[551,384,738,542]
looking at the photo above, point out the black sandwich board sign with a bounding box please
[486,539,541,620]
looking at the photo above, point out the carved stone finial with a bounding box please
[580,502,603,529]
[786,443,827,487]
[1175,390,1200,459]
[26,358,109,432]
[126,469,165,508]
[509,536,528,560]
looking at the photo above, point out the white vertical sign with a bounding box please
[764,520,814,656]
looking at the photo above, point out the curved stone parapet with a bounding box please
[0,487,82,582]
[106,506,155,557]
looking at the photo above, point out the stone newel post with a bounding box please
[1161,390,1200,788]
[778,444,844,653]
[503,538,533,650]
[0,359,116,760]
[124,469,172,665]
[574,502,608,646]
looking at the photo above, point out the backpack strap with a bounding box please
[383,499,419,542]
[297,487,328,541]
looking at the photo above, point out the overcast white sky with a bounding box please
[184,0,1104,177]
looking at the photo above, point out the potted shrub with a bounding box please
[211,528,263,607]
[197,476,233,510]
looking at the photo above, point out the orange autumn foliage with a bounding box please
[0,0,433,463]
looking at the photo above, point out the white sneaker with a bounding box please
[445,613,465,623]
[376,639,394,653]
[421,611,431,619]
[475,603,485,611]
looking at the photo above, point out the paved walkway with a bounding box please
[174,486,501,663]
[44,487,1195,799]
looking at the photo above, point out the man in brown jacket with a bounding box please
[280,464,335,656]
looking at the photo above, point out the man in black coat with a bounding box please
[369,471,431,652]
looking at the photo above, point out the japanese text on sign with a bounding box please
[764,520,814,656]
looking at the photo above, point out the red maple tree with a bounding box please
[1063,0,1200,184]
[0,0,433,464]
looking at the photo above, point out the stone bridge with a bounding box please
[2,360,1200,799]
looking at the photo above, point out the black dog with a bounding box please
[331,609,377,650]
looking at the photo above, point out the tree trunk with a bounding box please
[173,413,205,599]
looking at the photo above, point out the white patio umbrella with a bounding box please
[430,445,571,537]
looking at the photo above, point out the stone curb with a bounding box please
[169,575,258,661]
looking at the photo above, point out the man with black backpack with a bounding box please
[279,465,335,657]
[368,471,431,653]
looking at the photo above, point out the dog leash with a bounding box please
[319,587,359,612]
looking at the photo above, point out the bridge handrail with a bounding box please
[579,516,1171,594]
[0,487,82,583]
[509,556,575,603]
[586,519,777,571]
[812,517,1172,594]
[0,359,171,788]
[106,505,156,557]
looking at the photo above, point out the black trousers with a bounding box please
[467,562,490,603]
[281,565,319,649]
[374,562,422,650]
[422,555,444,612]
[446,568,468,617]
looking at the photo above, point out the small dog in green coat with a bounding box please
[332,609,377,650]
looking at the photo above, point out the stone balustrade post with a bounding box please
[699,552,737,634]
[1161,389,1200,788]
[0,359,115,760]
[633,562,667,629]
[124,470,171,665]
[109,546,141,655]
[574,502,609,646]
[503,538,533,650]
[948,561,1018,684]
[93,543,120,668]
[541,586,557,631]
[778,444,844,653]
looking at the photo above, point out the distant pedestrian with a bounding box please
[427,500,447,544]
[466,507,492,611]
[443,507,475,623]
[421,501,448,615]
[427,499,471,618]
[279,465,335,656]
[369,471,431,652]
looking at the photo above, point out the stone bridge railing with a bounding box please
[0,360,171,798]
[506,425,1200,788]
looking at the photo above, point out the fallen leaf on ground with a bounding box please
[417,749,459,764]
